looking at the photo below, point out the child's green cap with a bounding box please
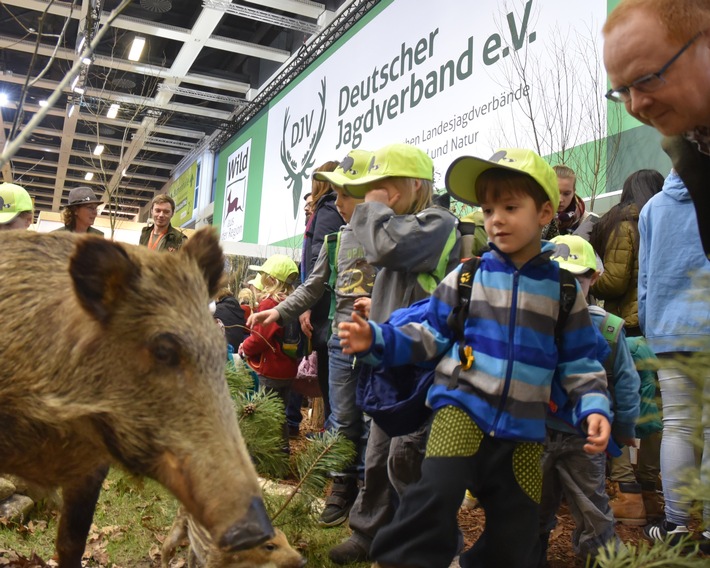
[247,274,264,291]
[248,254,299,285]
[341,143,433,198]
[550,235,600,274]
[0,182,33,224]
[313,149,374,188]
[445,148,560,211]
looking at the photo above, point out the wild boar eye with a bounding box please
[150,333,181,366]
[262,543,277,552]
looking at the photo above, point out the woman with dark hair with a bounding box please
[590,169,665,526]
[285,160,344,436]
[590,169,664,337]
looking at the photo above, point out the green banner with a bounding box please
[169,161,198,225]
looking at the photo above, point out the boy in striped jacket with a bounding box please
[338,149,611,568]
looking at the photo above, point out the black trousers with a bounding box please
[370,407,542,568]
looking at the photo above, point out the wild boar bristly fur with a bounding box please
[0,229,273,567]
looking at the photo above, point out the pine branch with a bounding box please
[226,362,289,477]
[271,431,355,522]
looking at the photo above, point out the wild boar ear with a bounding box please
[180,228,225,298]
[70,238,141,324]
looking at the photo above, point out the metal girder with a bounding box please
[247,0,325,19]
[203,0,320,35]
[212,0,378,149]
[157,83,246,107]
[0,1,291,61]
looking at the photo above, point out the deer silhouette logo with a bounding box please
[280,78,327,218]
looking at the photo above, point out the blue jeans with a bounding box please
[327,334,367,477]
[285,391,303,430]
[658,362,710,526]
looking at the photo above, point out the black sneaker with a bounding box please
[328,538,370,564]
[318,479,358,527]
[643,519,690,546]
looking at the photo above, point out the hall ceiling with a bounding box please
[0,0,345,222]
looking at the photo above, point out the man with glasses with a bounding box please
[603,0,710,258]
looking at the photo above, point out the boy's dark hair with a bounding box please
[475,169,550,210]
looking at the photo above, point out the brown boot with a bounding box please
[642,489,665,521]
[609,482,647,526]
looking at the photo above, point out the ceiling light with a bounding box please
[84,172,94,181]
[82,57,92,65]
[106,103,120,119]
[122,168,127,177]
[0,93,8,106]
[77,34,86,54]
[38,100,48,107]
[68,104,76,117]
[71,76,79,90]
[128,36,146,62]
[73,86,85,95]
[93,144,104,156]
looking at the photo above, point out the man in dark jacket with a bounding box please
[139,194,187,252]
[603,0,710,258]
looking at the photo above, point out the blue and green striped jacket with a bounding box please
[363,242,610,443]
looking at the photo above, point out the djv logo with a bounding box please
[280,78,327,218]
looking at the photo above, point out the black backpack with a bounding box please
[445,257,577,389]
[279,319,307,360]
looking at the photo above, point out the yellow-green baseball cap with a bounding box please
[247,274,264,291]
[445,148,559,210]
[312,149,374,188]
[342,143,434,198]
[248,254,299,285]
[0,182,33,224]
[550,235,599,274]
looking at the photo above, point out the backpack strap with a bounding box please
[446,263,575,391]
[598,312,624,400]
[555,268,577,347]
[417,225,459,294]
[325,231,342,321]
[445,256,481,389]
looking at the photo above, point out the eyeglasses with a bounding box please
[605,32,701,103]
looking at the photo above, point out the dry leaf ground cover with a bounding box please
[0,464,653,568]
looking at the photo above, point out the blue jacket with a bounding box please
[638,171,710,354]
[362,243,610,443]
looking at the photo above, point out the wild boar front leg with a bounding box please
[56,465,109,568]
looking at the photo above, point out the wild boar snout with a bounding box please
[218,496,274,552]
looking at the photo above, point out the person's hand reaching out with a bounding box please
[338,312,373,355]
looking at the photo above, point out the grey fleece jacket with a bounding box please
[349,201,460,323]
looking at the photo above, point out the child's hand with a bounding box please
[338,312,373,354]
[365,187,400,210]
[583,413,611,454]
[247,308,279,328]
[299,310,313,339]
[353,297,371,319]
